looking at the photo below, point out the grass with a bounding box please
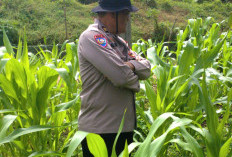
[131,0,232,41]
[0,0,94,45]
[0,0,231,46]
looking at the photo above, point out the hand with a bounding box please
[125,62,135,71]
[128,50,143,61]
[136,56,142,61]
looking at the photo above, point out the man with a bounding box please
[78,0,151,156]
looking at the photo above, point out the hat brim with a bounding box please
[92,5,138,13]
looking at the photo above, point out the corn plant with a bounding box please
[132,17,232,156]
[0,29,81,156]
[1,16,232,157]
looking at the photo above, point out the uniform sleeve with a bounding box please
[78,31,140,92]
[117,36,151,80]
[129,58,151,80]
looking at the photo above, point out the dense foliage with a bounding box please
[0,0,231,46]
[0,16,232,156]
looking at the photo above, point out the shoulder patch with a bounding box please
[94,34,107,48]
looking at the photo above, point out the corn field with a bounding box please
[0,17,232,157]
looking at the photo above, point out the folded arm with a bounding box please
[78,31,140,92]
[118,36,151,80]
[129,57,151,80]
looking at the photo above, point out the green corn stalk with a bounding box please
[1,16,231,156]
[132,113,202,157]
[140,17,231,156]
[0,29,81,156]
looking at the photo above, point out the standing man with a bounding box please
[78,0,151,156]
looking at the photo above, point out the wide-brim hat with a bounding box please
[92,0,139,13]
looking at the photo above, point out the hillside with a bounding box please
[0,0,231,46]
[132,0,232,41]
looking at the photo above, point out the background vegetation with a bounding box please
[0,0,231,46]
[0,0,232,156]
[0,15,232,156]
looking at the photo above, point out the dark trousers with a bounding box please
[81,132,133,157]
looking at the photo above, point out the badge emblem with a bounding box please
[94,34,107,48]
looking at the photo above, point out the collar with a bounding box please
[94,18,118,44]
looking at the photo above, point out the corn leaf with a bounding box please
[219,138,232,157]
[87,133,108,157]
[134,113,174,157]
[0,109,19,114]
[0,115,17,140]
[149,118,192,157]
[147,47,169,69]
[21,31,29,68]
[65,43,73,63]
[28,151,65,157]
[0,125,56,145]
[180,127,204,157]
[119,140,140,157]
[52,42,58,59]
[13,140,25,150]
[128,142,141,154]
[67,42,79,77]
[16,38,22,60]
[144,80,158,119]
[55,94,79,112]
[202,36,226,69]
[4,59,28,100]
[55,68,72,89]
[228,13,232,29]
[3,28,14,55]
[0,58,9,72]
[122,140,129,157]
[178,41,195,76]
[111,109,127,157]
[169,139,192,152]
[66,131,89,157]
[0,74,20,103]
[217,102,230,137]
[200,72,220,156]
[36,66,59,117]
[60,40,69,54]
